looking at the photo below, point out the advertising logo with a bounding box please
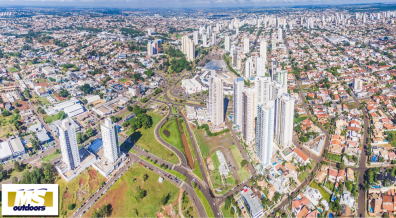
[2,184,59,216]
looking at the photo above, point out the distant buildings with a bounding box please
[245,57,253,79]
[58,119,80,171]
[353,78,363,92]
[254,76,271,116]
[101,118,120,164]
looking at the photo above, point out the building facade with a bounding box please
[233,77,244,128]
[101,118,120,163]
[208,73,224,127]
[242,88,255,145]
[256,101,275,166]
[275,93,295,148]
[58,119,80,171]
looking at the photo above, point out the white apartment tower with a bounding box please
[260,40,267,59]
[242,89,255,145]
[225,35,231,52]
[182,36,195,62]
[274,93,294,148]
[271,81,287,101]
[193,31,199,45]
[233,78,245,128]
[244,37,250,53]
[254,76,271,116]
[278,28,283,43]
[353,78,363,92]
[256,101,275,166]
[276,70,288,86]
[208,74,224,127]
[147,41,153,56]
[58,119,80,171]
[203,35,208,47]
[256,57,266,77]
[212,33,217,45]
[101,118,120,163]
[245,57,253,79]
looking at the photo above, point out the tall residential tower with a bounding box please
[101,118,121,163]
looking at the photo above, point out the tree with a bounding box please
[58,89,69,97]
[14,161,22,172]
[79,84,92,95]
[339,162,346,170]
[137,114,152,129]
[67,203,75,210]
[127,105,133,112]
[86,127,94,138]
[240,159,249,168]
[92,204,111,218]
[143,174,149,182]
[161,193,171,205]
[37,107,46,114]
[133,105,146,115]
[12,176,18,184]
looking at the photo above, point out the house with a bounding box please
[328,168,338,183]
[303,187,322,206]
[346,168,355,182]
[292,147,310,165]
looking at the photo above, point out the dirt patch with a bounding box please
[163,130,171,137]
[206,158,214,171]
[35,82,51,88]
[177,119,194,169]
[54,93,68,101]
[64,190,70,198]
[12,101,29,110]
[163,189,182,218]
[156,212,165,218]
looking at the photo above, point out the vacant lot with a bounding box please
[122,112,179,164]
[58,167,106,217]
[310,181,331,202]
[194,128,234,159]
[86,164,180,217]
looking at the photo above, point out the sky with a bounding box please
[0,0,394,8]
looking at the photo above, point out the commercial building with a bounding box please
[256,101,275,166]
[233,77,244,128]
[242,88,255,145]
[0,141,13,162]
[241,186,264,218]
[208,73,224,127]
[58,119,80,171]
[275,93,295,148]
[147,41,153,56]
[85,95,101,104]
[182,79,203,94]
[216,150,230,176]
[101,118,120,163]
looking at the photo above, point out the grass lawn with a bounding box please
[211,151,221,169]
[325,180,335,191]
[298,171,309,182]
[37,96,50,106]
[194,128,234,158]
[8,67,18,73]
[158,95,167,102]
[346,102,359,109]
[0,115,16,138]
[123,112,179,164]
[230,145,251,182]
[326,153,342,162]
[172,105,178,114]
[193,161,203,181]
[181,120,196,159]
[42,149,61,163]
[309,181,331,202]
[86,164,180,217]
[294,115,308,124]
[194,186,215,218]
[140,156,186,182]
[221,204,237,218]
[119,78,129,83]
[160,119,185,154]
[58,167,106,217]
[43,112,64,124]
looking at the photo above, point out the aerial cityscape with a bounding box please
[0,2,395,218]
